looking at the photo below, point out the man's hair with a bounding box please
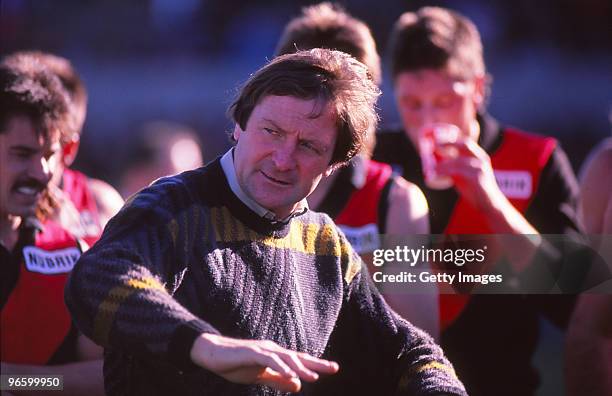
[228,48,380,167]
[275,2,381,86]
[0,53,71,142]
[389,7,485,81]
[0,54,72,220]
[8,50,88,138]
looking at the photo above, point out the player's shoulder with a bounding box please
[389,175,426,203]
[88,178,123,204]
[586,137,612,167]
[580,137,612,184]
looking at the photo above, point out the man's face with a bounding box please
[0,115,61,218]
[233,95,337,219]
[394,69,484,147]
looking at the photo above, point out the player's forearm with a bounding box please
[480,188,538,235]
[480,192,542,272]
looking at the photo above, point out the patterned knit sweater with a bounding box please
[65,158,466,396]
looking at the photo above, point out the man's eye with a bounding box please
[264,127,280,136]
[11,150,31,159]
[300,141,320,155]
[436,95,456,108]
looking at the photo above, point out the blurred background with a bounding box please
[1,2,611,394]
[2,0,611,188]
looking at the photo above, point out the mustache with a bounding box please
[12,178,47,193]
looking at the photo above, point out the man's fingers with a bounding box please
[251,350,297,379]
[256,367,302,393]
[274,350,320,382]
[436,157,480,177]
[437,138,485,159]
[255,340,338,380]
[296,352,340,374]
[197,334,338,389]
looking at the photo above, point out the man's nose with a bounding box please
[272,143,297,171]
[420,106,440,126]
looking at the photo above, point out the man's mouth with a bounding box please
[260,171,291,186]
[12,180,45,197]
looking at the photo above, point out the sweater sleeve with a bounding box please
[64,179,219,370]
[320,230,467,396]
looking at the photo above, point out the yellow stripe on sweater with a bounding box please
[93,277,166,345]
[93,285,133,346]
[208,206,362,283]
[210,207,341,255]
[126,277,166,291]
[397,360,458,391]
[413,361,457,377]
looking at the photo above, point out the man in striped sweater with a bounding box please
[65,48,466,395]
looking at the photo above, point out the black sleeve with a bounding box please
[525,146,583,234]
[65,181,219,371]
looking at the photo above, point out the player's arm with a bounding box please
[383,177,439,339]
[437,138,545,272]
[566,140,612,395]
[385,176,429,235]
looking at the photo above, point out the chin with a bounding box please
[259,198,294,216]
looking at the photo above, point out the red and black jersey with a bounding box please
[315,158,394,255]
[439,128,558,327]
[0,169,102,364]
[373,113,582,396]
[1,218,82,364]
[61,168,103,247]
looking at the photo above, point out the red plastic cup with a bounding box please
[418,123,460,190]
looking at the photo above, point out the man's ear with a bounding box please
[232,124,242,142]
[62,136,80,167]
[472,75,486,108]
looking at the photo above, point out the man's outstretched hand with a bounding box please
[190,333,339,392]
